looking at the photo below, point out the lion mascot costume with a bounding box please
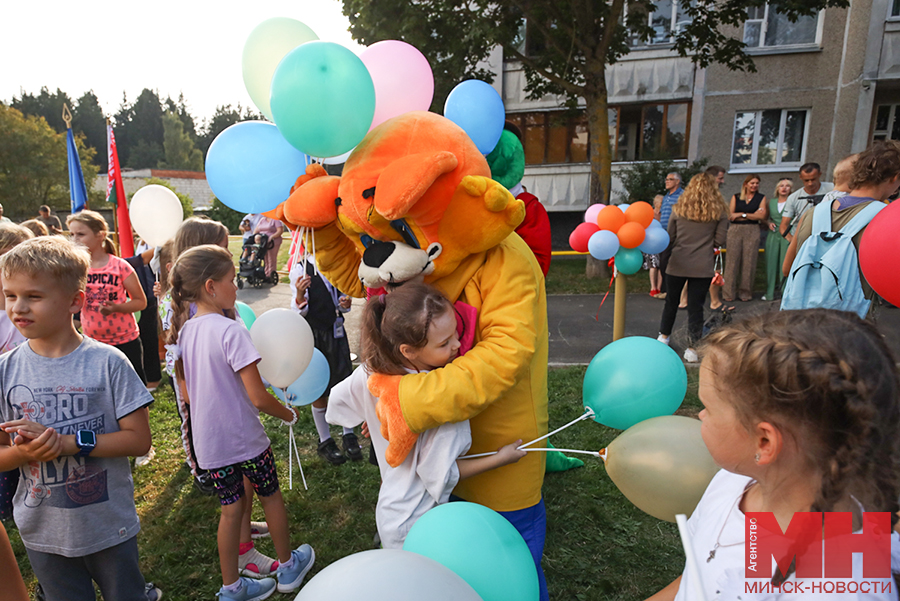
[270,111,549,597]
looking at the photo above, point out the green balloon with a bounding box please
[614,247,643,275]
[582,336,687,430]
[242,18,319,121]
[403,502,539,601]
[235,301,257,329]
[270,41,376,158]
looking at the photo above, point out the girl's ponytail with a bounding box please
[361,294,408,376]
[103,235,118,257]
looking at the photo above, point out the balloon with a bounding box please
[583,336,687,430]
[588,230,620,261]
[361,41,434,130]
[860,201,900,306]
[444,80,505,155]
[272,349,330,406]
[295,549,483,601]
[242,18,319,121]
[625,202,654,228]
[584,203,606,224]
[322,149,354,165]
[596,205,626,233]
[648,219,663,229]
[618,203,630,212]
[404,502,538,601]
[270,41,376,158]
[129,185,184,247]
[569,222,599,253]
[235,301,257,329]
[638,227,670,255]
[602,415,720,522]
[616,222,646,249]
[206,121,308,213]
[614,247,644,275]
[249,308,314,389]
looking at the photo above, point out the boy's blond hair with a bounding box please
[0,237,90,294]
[0,223,34,255]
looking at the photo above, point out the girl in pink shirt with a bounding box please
[67,211,147,382]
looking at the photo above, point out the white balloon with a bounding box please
[249,308,315,389]
[294,549,484,601]
[129,185,185,248]
[322,149,354,165]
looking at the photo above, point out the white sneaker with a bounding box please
[684,348,699,363]
[135,446,155,467]
[657,335,670,346]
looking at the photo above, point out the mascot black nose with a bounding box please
[362,241,396,268]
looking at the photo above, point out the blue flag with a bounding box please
[66,128,88,213]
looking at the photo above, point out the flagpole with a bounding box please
[106,118,119,247]
[63,104,89,211]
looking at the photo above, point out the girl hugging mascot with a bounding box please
[269,111,550,598]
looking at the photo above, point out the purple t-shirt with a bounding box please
[179,313,270,469]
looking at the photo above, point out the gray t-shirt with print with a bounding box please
[0,337,153,556]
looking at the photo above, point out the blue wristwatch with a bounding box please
[75,430,96,457]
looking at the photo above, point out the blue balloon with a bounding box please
[444,80,505,154]
[618,203,630,212]
[588,230,620,261]
[272,348,331,406]
[206,121,308,213]
[648,219,663,229]
[639,227,670,254]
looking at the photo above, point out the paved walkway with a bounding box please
[238,283,900,366]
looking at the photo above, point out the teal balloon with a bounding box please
[614,247,643,275]
[403,502,538,601]
[270,41,376,158]
[583,336,687,430]
[272,349,330,406]
[235,301,257,329]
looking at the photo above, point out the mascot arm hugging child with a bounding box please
[270,111,549,514]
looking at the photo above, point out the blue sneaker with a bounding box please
[275,544,315,593]
[216,577,276,601]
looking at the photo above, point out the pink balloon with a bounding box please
[584,203,606,224]
[360,41,434,130]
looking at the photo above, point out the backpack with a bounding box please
[781,200,884,319]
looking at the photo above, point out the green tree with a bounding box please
[72,91,108,171]
[160,111,204,171]
[341,0,847,203]
[616,158,708,204]
[205,197,245,234]
[165,93,198,143]
[198,104,262,157]
[115,88,165,168]
[0,105,101,218]
[10,87,73,133]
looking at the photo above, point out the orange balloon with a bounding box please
[596,206,626,233]
[625,202,654,229]
[617,222,646,249]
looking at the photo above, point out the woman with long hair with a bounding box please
[723,174,768,302]
[657,173,728,363]
[763,178,792,301]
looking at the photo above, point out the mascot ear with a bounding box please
[276,163,341,228]
[374,151,458,220]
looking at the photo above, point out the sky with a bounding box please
[1,0,364,124]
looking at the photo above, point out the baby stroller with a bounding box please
[237,233,279,288]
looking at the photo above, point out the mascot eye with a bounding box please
[390,220,420,249]
[359,234,374,249]
[362,187,376,199]
[335,197,342,207]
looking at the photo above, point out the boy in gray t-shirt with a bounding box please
[0,237,160,601]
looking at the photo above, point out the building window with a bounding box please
[610,102,690,162]
[743,4,819,48]
[892,0,900,18]
[506,112,589,165]
[731,109,809,168]
[872,104,900,141]
[627,0,693,46]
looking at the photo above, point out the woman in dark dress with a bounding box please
[723,174,768,302]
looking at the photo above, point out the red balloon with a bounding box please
[596,206,626,233]
[617,222,647,249]
[625,202,654,229]
[569,222,599,253]
[860,201,900,305]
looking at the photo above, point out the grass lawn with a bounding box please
[7,368,704,600]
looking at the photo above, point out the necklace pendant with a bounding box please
[707,550,715,563]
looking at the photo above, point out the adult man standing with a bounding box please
[36,205,63,235]
[656,172,683,298]
[778,163,834,241]
[0,203,11,224]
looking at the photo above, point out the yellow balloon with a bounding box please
[601,415,720,522]
[242,18,319,121]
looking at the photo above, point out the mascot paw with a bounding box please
[458,175,524,225]
[369,373,418,467]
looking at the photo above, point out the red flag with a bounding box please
[106,123,135,257]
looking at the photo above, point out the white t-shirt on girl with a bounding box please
[676,469,897,601]
[327,364,471,549]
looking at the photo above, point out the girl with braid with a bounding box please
[648,309,899,601]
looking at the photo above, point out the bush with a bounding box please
[206,197,245,234]
[616,158,709,205]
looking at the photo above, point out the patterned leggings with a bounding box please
[209,446,279,506]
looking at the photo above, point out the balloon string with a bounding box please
[522,448,600,457]
[460,408,595,459]
[291,424,308,491]
[310,224,317,275]
[595,259,617,321]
